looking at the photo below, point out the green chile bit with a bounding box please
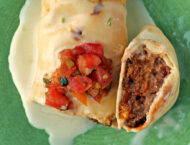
[90,68,96,73]
[60,77,68,87]
[66,60,74,68]
[43,78,51,84]
[95,82,101,89]
[103,74,109,79]
[73,70,81,76]
[106,83,112,90]
[107,17,112,26]
[61,17,66,23]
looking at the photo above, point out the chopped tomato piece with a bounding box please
[51,68,62,82]
[72,45,85,56]
[56,50,77,77]
[46,83,69,109]
[92,94,103,104]
[87,83,108,104]
[56,85,67,93]
[61,62,77,77]
[70,75,92,93]
[93,90,108,104]
[47,83,67,94]
[92,67,112,89]
[77,54,101,75]
[101,57,112,71]
[52,62,76,79]
[82,43,104,57]
[74,43,104,57]
[59,49,75,62]
[88,84,100,97]
[71,91,87,106]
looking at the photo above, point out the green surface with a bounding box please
[0,0,190,145]
[0,0,49,145]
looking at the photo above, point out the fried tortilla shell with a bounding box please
[30,0,127,126]
[116,25,180,132]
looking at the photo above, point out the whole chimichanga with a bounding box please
[30,0,127,126]
[116,25,180,132]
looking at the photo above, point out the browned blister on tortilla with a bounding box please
[116,25,180,132]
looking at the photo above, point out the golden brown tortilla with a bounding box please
[116,25,180,131]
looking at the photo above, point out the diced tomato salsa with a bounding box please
[44,43,112,110]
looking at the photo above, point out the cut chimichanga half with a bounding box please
[116,25,180,132]
[30,0,127,126]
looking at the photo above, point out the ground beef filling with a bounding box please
[119,48,171,128]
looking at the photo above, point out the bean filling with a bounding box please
[119,47,171,128]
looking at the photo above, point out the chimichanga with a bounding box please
[30,0,127,126]
[116,25,180,132]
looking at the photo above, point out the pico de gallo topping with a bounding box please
[44,43,113,110]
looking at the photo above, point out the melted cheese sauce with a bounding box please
[9,0,180,145]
